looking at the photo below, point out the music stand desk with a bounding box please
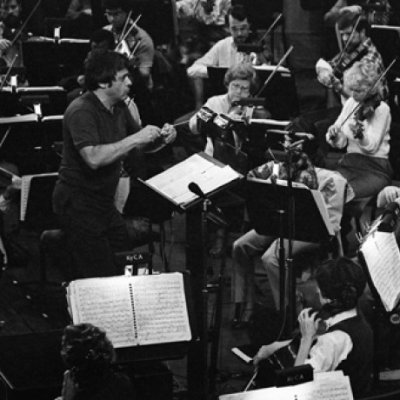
[246,178,334,243]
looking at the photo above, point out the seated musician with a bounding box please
[253,256,373,399]
[326,59,392,248]
[316,8,388,107]
[0,0,23,67]
[102,0,155,91]
[188,62,265,157]
[187,4,271,108]
[56,323,135,400]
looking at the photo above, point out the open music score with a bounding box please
[360,229,400,312]
[67,273,192,349]
[141,153,242,210]
[219,371,354,400]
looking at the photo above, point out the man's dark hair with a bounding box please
[90,29,115,50]
[85,50,130,90]
[228,4,248,22]
[337,10,370,35]
[102,0,131,12]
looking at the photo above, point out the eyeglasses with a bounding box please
[230,82,250,92]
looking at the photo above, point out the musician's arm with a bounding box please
[302,331,352,372]
[187,42,221,79]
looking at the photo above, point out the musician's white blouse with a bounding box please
[305,308,356,372]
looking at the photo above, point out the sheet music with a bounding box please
[219,372,353,400]
[145,153,241,207]
[249,118,290,126]
[69,276,138,348]
[20,172,58,221]
[131,273,191,345]
[67,273,191,349]
[361,231,400,312]
[254,65,290,74]
[1,86,64,93]
[311,190,335,236]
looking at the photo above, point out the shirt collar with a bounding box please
[326,308,357,329]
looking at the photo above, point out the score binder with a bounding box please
[66,272,194,349]
[138,152,243,213]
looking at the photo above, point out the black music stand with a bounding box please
[246,177,334,334]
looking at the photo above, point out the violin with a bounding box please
[351,92,381,139]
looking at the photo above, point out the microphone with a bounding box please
[188,182,227,225]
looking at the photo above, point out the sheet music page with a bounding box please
[361,231,400,311]
[146,153,240,207]
[131,273,191,345]
[68,276,138,348]
[219,373,353,400]
[114,176,130,213]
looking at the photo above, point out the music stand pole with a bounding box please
[285,147,296,336]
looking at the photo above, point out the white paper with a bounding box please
[361,231,400,311]
[68,273,191,348]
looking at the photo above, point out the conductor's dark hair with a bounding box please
[102,0,131,12]
[316,257,366,311]
[85,50,130,90]
[61,323,115,387]
[228,4,248,22]
[337,9,370,35]
[90,29,115,50]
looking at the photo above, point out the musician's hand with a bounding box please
[160,123,177,145]
[298,308,319,341]
[377,186,400,207]
[326,125,340,142]
[0,38,11,52]
[317,68,334,87]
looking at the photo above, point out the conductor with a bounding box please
[52,50,176,278]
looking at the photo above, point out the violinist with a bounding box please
[187,5,271,108]
[188,62,264,157]
[253,257,373,398]
[102,0,155,90]
[0,0,23,67]
[316,8,388,105]
[326,59,391,201]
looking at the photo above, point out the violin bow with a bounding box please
[339,58,397,128]
[257,13,283,46]
[332,14,362,76]
[255,45,294,97]
[0,54,18,92]
[119,14,142,45]
[9,0,42,47]
[118,10,132,44]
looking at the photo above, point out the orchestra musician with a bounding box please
[316,7,388,106]
[52,50,176,279]
[0,0,23,67]
[102,0,155,91]
[253,257,373,399]
[187,4,271,108]
[326,59,391,201]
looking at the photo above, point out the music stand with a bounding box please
[246,177,334,334]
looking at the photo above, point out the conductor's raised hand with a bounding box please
[138,125,162,144]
